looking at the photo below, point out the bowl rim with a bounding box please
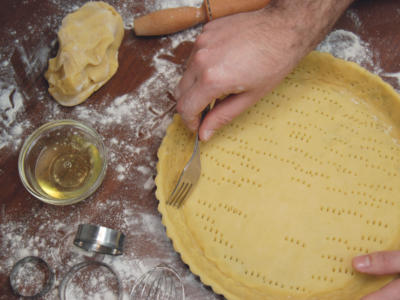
[18,119,107,205]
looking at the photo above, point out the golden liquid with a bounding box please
[34,134,103,200]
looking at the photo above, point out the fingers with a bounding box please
[174,11,280,136]
[176,24,218,98]
[361,279,400,300]
[199,91,261,141]
[176,71,223,132]
[176,46,244,132]
[353,251,400,275]
[175,60,197,100]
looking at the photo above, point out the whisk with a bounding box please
[130,264,185,300]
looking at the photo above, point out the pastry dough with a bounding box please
[45,2,124,106]
[156,52,400,299]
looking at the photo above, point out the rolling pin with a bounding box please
[134,0,271,36]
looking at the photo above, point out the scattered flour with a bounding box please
[382,72,400,90]
[317,29,400,93]
[316,29,378,72]
[113,0,202,29]
[0,199,204,300]
[346,9,362,30]
[0,2,205,298]
[0,84,31,151]
[137,165,152,175]
[116,164,127,181]
[11,259,48,296]
[1,3,400,300]
[118,0,202,29]
[143,177,156,191]
[154,0,202,10]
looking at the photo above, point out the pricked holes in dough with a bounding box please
[325,236,348,245]
[284,236,306,248]
[290,176,312,188]
[321,253,344,263]
[365,219,389,228]
[320,206,364,218]
[311,274,334,283]
[361,235,384,245]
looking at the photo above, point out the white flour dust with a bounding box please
[120,0,202,29]
[0,37,50,151]
[0,0,200,178]
[382,72,400,90]
[0,85,30,151]
[3,25,399,151]
[0,6,54,150]
[0,1,206,298]
[317,29,400,93]
[1,3,399,300]
[0,0,201,150]
[69,27,199,186]
[153,0,202,10]
[317,29,378,72]
[0,203,195,300]
[346,9,362,30]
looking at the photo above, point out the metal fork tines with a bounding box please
[167,131,201,207]
[167,104,214,208]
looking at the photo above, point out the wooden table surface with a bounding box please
[0,0,399,299]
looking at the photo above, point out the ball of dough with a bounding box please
[45,2,124,106]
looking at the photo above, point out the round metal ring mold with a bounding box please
[73,224,125,256]
[59,260,122,300]
[9,256,54,298]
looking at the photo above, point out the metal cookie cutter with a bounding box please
[9,256,54,298]
[73,224,125,256]
[59,260,122,300]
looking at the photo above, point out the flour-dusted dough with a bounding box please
[156,52,400,300]
[45,2,124,106]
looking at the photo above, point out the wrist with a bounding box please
[260,0,355,56]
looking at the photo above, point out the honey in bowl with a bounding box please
[19,120,107,205]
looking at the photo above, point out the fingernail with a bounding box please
[354,255,371,270]
[203,129,214,141]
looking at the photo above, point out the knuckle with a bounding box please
[213,112,232,128]
[203,19,219,32]
[372,252,393,270]
[192,48,209,67]
[176,100,197,131]
[202,22,212,32]
[381,253,392,267]
[175,99,185,115]
[194,33,208,49]
[200,67,218,86]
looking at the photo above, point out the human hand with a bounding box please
[353,251,400,300]
[175,0,354,141]
[175,9,305,141]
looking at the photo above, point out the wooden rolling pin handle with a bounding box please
[134,7,207,36]
[205,0,271,21]
[133,0,271,36]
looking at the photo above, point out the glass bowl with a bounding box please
[18,120,107,205]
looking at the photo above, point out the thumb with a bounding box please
[353,251,400,275]
[199,91,261,141]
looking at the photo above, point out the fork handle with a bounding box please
[200,106,210,123]
[200,99,216,123]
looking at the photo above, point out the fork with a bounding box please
[167,104,213,207]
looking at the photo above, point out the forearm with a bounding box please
[259,0,355,60]
[175,0,355,140]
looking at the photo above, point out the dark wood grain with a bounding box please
[0,0,399,299]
